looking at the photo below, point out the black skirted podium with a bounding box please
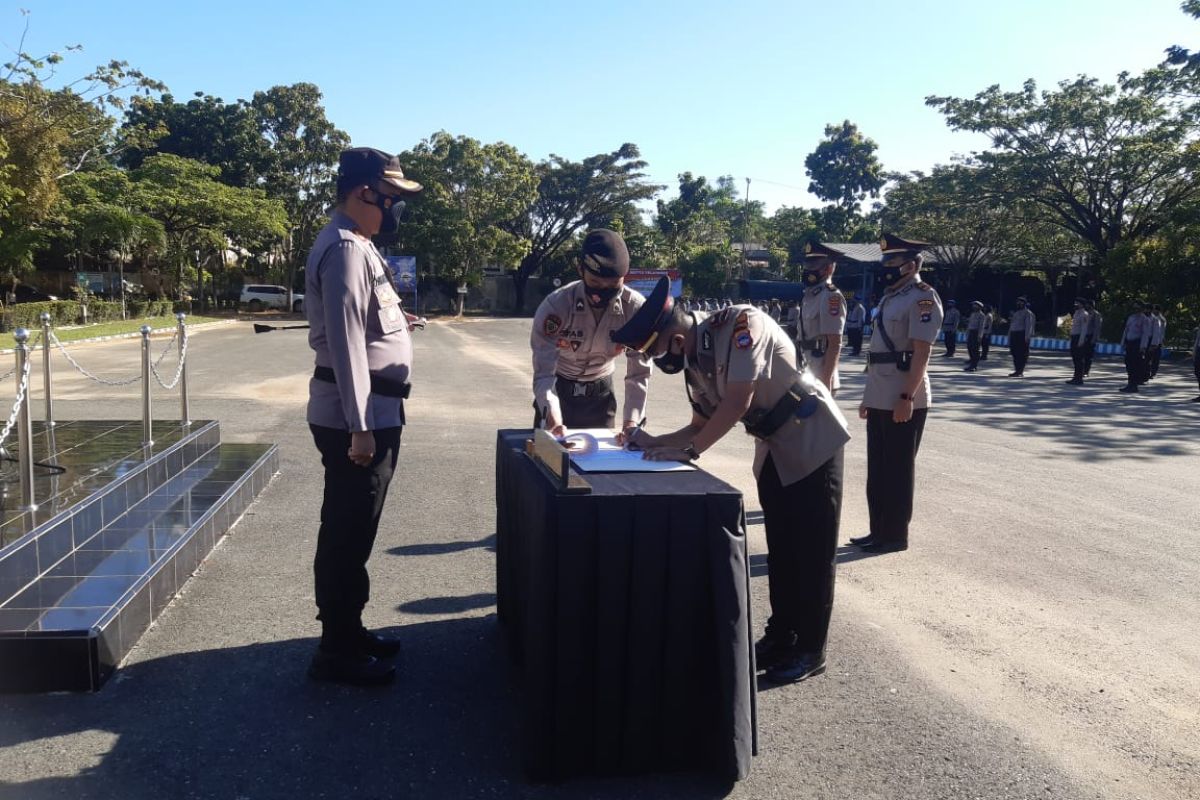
[494,430,756,782]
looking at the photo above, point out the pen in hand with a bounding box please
[623,418,648,451]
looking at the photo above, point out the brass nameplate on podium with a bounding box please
[525,429,592,494]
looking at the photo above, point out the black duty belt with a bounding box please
[313,366,411,399]
[867,351,913,364]
[556,374,612,398]
[741,377,821,440]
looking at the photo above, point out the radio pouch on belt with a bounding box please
[874,302,912,372]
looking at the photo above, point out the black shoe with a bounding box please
[754,630,797,672]
[308,649,396,686]
[357,628,403,659]
[1066,378,1083,385]
[1119,385,1138,393]
[763,651,827,684]
[1192,396,1200,402]
[859,539,909,554]
[963,366,977,372]
[1008,372,1023,377]
[849,533,880,547]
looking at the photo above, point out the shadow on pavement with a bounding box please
[386,533,497,557]
[398,593,496,614]
[0,614,735,800]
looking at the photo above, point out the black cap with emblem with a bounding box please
[338,147,423,195]
[804,239,841,260]
[580,229,631,278]
[879,232,930,257]
[609,276,674,353]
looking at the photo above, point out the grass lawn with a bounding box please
[0,315,224,350]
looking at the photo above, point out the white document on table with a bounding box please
[560,429,696,473]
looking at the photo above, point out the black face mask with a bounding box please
[653,340,686,374]
[878,265,904,286]
[802,268,822,285]
[584,283,620,308]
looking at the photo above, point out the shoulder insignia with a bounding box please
[917,298,935,308]
[828,295,842,316]
[734,328,753,349]
[917,282,932,291]
[710,308,731,329]
[734,310,750,329]
[543,314,563,336]
[575,298,585,312]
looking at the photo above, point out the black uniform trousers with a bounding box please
[756,450,843,656]
[965,331,980,368]
[1149,345,1163,379]
[980,333,991,360]
[942,329,957,356]
[1069,335,1085,380]
[532,375,616,429]
[310,423,403,650]
[1123,339,1145,388]
[865,408,928,544]
[1083,338,1096,375]
[1009,331,1030,374]
[846,327,863,356]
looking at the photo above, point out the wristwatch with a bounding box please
[683,443,700,461]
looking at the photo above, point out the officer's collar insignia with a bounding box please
[570,340,581,351]
[575,298,585,312]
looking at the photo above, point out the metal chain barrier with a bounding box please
[50,330,143,386]
[150,330,188,390]
[0,351,33,447]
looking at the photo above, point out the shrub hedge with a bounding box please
[0,299,179,331]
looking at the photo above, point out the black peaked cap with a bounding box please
[610,276,674,353]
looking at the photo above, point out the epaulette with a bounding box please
[916,281,933,291]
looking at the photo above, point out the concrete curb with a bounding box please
[0,318,238,355]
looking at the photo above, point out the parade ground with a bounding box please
[0,318,1196,800]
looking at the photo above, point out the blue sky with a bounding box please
[2,0,1192,212]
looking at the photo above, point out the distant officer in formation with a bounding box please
[1083,299,1101,377]
[1120,302,1153,393]
[797,240,847,393]
[1007,296,1036,377]
[1148,305,1167,379]
[941,299,960,357]
[850,234,943,554]
[980,304,994,360]
[611,276,849,684]
[1067,297,1090,385]
[530,229,651,436]
[305,147,424,686]
[964,301,985,372]
[845,296,866,356]
[785,298,800,341]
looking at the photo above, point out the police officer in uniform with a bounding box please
[845,296,866,356]
[1007,296,1036,377]
[305,147,423,685]
[798,240,847,393]
[610,277,850,684]
[964,301,985,371]
[1148,305,1167,380]
[941,300,960,357]
[980,304,994,360]
[530,229,650,436]
[850,234,943,554]
[1120,303,1153,393]
[1067,297,1089,385]
[1083,299,1102,377]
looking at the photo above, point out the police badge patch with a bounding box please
[828,296,841,316]
[735,329,753,349]
[544,314,563,336]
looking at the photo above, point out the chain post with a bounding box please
[140,326,153,446]
[39,312,54,428]
[14,329,36,512]
[176,313,190,427]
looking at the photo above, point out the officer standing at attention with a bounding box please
[964,301,985,372]
[940,299,960,357]
[530,229,650,436]
[845,296,866,356]
[1007,296,1036,377]
[1083,299,1102,377]
[306,147,423,686]
[611,277,850,684]
[850,234,943,554]
[1148,304,1167,380]
[1067,298,1090,385]
[785,299,800,342]
[980,304,994,361]
[798,240,847,393]
[1120,303,1153,393]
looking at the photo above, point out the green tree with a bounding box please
[395,132,537,316]
[503,143,660,311]
[804,121,885,238]
[250,83,349,304]
[926,75,1200,263]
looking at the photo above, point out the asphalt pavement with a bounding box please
[0,318,1196,800]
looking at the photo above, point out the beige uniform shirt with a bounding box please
[530,281,650,425]
[863,281,943,411]
[685,306,849,486]
[798,282,847,391]
[1086,310,1103,341]
[1070,308,1089,337]
[967,310,985,332]
[1009,308,1036,335]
